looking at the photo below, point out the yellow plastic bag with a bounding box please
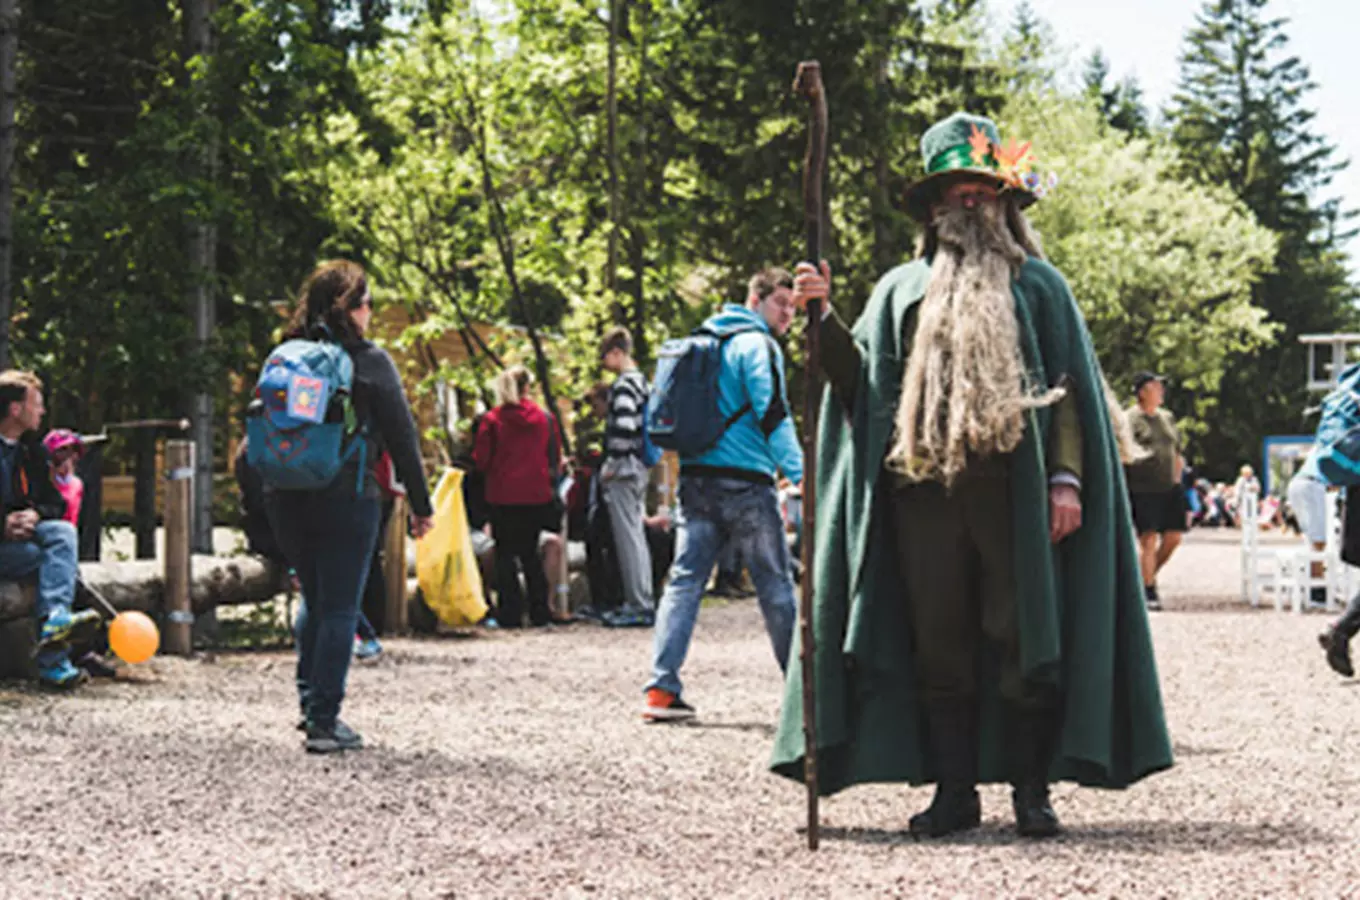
[415,468,489,627]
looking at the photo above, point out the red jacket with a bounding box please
[473,400,560,507]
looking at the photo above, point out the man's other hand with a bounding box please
[1049,484,1082,544]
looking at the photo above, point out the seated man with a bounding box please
[0,371,92,688]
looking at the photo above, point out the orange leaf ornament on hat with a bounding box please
[994,137,1034,188]
[968,124,992,167]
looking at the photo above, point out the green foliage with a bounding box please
[12,0,1355,489]
[1003,92,1277,444]
[15,0,372,440]
[1081,51,1149,137]
[1166,0,1358,472]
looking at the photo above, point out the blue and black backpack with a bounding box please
[246,336,366,492]
[645,323,761,458]
[1311,361,1360,486]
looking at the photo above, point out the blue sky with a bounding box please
[993,0,1359,278]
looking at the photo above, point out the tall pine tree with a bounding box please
[1082,50,1148,137]
[1167,0,1357,475]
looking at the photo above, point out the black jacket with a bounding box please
[234,440,285,563]
[344,339,433,518]
[1,432,67,527]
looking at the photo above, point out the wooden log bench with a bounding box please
[0,556,287,678]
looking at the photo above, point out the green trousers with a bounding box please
[889,456,1027,705]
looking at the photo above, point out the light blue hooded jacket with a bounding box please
[681,304,804,486]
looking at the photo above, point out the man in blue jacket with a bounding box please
[642,268,803,722]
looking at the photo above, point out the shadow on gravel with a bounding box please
[816,819,1335,852]
[357,745,532,781]
[690,721,776,737]
[1171,742,1230,757]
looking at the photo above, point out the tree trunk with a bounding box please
[605,0,623,323]
[0,555,285,623]
[82,555,285,615]
[627,0,649,365]
[184,0,218,555]
[0,0,18,370]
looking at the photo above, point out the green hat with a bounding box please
[903,112,1050,222]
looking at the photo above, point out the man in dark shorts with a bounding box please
[1125,372,1185,610]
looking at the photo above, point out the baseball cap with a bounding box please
[1132,372,1165,393]
[42,429,84,457]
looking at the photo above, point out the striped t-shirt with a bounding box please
[606,369,648,460]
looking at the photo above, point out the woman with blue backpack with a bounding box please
[251,260,433,754]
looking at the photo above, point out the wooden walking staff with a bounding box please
[793,59,827,851]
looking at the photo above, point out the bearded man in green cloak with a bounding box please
[770,112,1172,839]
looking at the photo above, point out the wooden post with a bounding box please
[383,495,408,635]
[163,440,194,655]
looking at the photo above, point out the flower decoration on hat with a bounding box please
[964,123,1055,198]
[994,137,1034,186]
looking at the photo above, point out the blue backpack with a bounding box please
[646,323,760,457]
[639,392,664,468]
[246,337,366,492]
[1312,361,1360,486]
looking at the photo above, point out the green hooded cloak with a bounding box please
[770,257,1173,792]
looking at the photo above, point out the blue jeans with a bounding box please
[646,476,795,697]
[267,489,382,730]
[0,520,79,669]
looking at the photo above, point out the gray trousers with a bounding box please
[600,455,654,610]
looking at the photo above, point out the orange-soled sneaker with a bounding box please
[642,688,696,723]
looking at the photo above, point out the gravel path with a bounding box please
[3,529,1360,898]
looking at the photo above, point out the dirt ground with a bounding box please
[3,528,1360,898]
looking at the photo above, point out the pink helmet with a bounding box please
[42,429,84,457]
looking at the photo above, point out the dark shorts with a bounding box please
[1130,487,1188,535]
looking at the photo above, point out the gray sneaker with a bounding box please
[305,720,364,754]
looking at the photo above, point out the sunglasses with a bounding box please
[352,292,373,310]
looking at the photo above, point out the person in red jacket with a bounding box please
[473,365,562,628]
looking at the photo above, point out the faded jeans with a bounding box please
[646,475,795,697]
[0,520,79,669]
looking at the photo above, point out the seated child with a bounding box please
[42,429,84,526]
[43,429,115,678]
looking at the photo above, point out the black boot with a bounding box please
[1011,706,1062,838]
[1319,591,1360,677]
[909,704,981,838]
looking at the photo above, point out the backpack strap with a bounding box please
[756,336,788,437]
[703,324,771,442]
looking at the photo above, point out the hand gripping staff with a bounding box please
[793,59,826,851]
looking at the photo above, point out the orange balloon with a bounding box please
[108,611,159,664]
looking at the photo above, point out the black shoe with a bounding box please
[1144,584,1161,611]
[305,720,364,754]
[1319,627,1355,677]
[1009,705,1063,838]
[909,785,981,837]
[911,703,980,838]
[1013,782,1061,838]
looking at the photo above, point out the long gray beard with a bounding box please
[886,204,1062,485]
